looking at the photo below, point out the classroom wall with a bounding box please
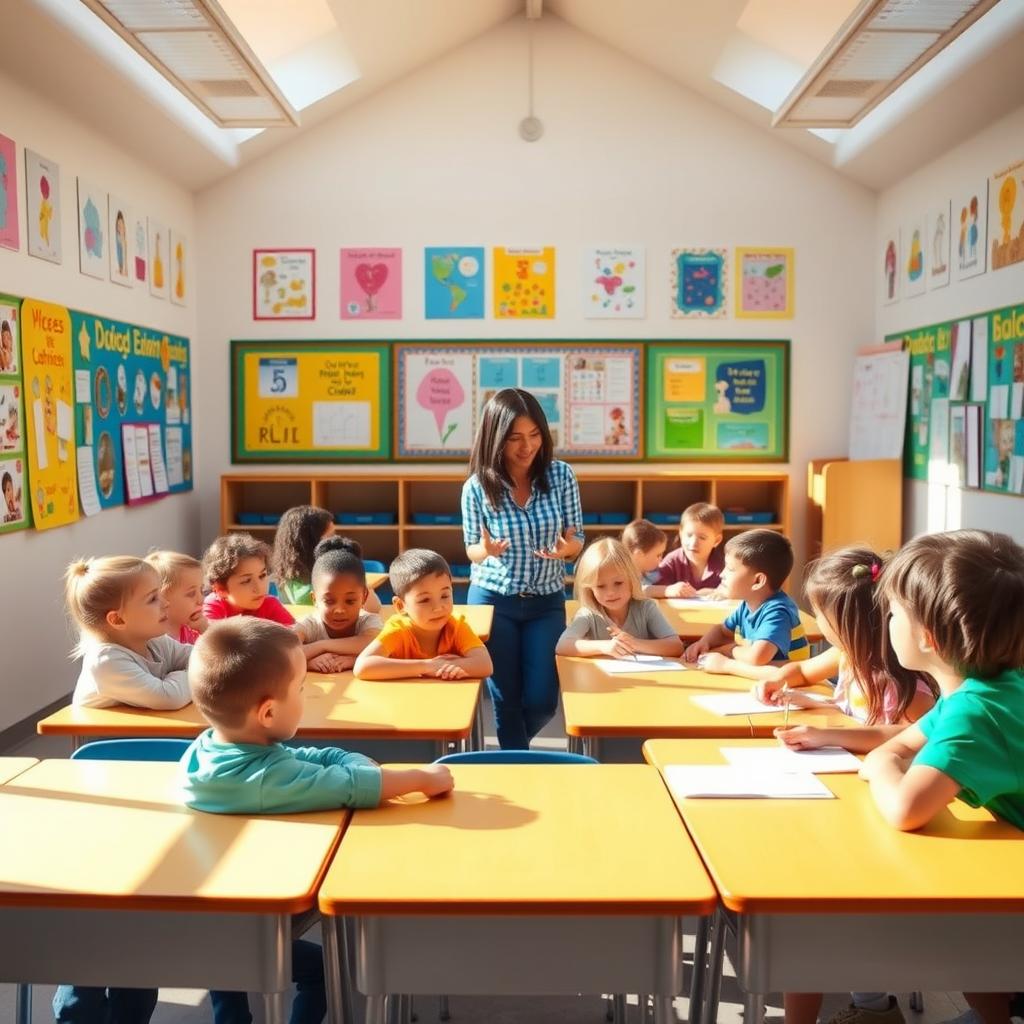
[0,70,198,731]
[197,14,876,579]
[877,103,1024,542]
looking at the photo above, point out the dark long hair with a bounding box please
[469,388,554,509]
[271,505,333,584]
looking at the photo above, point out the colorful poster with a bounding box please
[493,247,555,319]
[133,214,148,284]
[0,293,28,534]
[148,218,169,300]
[990,159,1024,272]
[671,248,726,319]
[340,248,401,319]
[881,229,899,304]
[955,182,987,281]
[232,341,390,461]
[253,249,315,320]
[20,299,78,530]
[108,195,132,287]
[424,247,485,319]
[396,343,641,459]
[735,248,793,318]
[948,320,971,400]
[77,179,107,280]
[984,303,1024,494]
[645,342,788,461]
[170,231,188,306]
[927,201,951,290]
[901,216,926,299]
[24,150,61,264]
[584,246,644,319]
[71,312,194,509]
[0,134,19,252]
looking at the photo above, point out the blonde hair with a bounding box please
[573,538,643,613]
[145,550,201,590]
[64,556,155,654]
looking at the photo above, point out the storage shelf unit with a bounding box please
[222,471,792,577]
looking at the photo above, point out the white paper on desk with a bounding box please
[664,764,834,800]
[691,692,786,716]
[721,746,861,775]
[665,598,735,609]
[595,655,684,675]
[76,446,101,516]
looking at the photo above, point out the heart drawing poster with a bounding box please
[341,248,402,319]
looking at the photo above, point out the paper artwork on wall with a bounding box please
[148,219,169,300]
[881,229,899,304]
[901,216,927,299]
[990,159,1024,272]
[77,179,107,280]
[108,195,132,287]
[584,246,644,319]
[0,134,19,252]
[735,248,793,318]
[254,249,315,320]
[671,248,726,319]
[493,247,555,319]
[341,248,402,319]
[133,215,148,285]
[424,247,484,319]
[927,201,951,290]
[955,182,988,281]
[169,231,187,306]
[25,150,61,264]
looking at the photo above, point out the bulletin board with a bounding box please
[231,340,391,462]
[0,293,29,534]
[644,341,789,461]
[394,341,643,460]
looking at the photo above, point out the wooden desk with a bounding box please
[566,599,822,644]
[0,759,345,1024]
[38,673,483,756]
[558,657,854,758]
[643,739,1024,1024]
[366,572,388,590]
[286,604,495,641]
[318,763,716,1024]
[0,758,37,785]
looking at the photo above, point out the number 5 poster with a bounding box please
[20,299,79,530]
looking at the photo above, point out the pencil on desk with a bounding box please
[782,684,790,728]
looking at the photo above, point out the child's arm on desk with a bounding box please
[682,623,732,663]
[749,648,842,694]
[354,638,492,680]
[381,765,454,799]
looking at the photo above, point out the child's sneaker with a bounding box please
[827,998,906,1024]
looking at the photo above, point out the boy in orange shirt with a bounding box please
[354,549,494,680]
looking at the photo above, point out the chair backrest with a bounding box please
[435,750,598,765]
[70,738,193,762]
[362,560,387,573]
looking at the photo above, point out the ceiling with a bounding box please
[3,0,1023,194]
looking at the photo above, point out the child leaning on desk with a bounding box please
[181,618,453,1024]
[555,538,683,659]
[353,549,493,680]
[645,501,725,598]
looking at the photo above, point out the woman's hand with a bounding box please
[481,525,510,558]
[535,526,579,560]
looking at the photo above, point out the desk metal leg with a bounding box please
[653,996,674,1024]
[702,910,726,1024]
[612,993,627,1024]
[688,916,710,1024]
[439,995,451,1020]
[582,736,597,760]
[743,992,764,1024]
[323,916,349,1024]
[366,995,387,1024]
[263,990,286,1024]
[15,983,31,1024]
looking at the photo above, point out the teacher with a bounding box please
[462,388,584,749]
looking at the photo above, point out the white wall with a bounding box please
[196,15,876,571]
[0,70,198,730]
[876,103,1024,542]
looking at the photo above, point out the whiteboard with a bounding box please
[848,345,909,460]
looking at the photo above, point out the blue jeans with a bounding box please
[467,585,566,750]
[210,938,326,1024]
[53,986,157,1024]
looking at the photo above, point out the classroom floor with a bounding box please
[0,702,976,1024]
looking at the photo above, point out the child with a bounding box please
[353,549,493,680]
[556,538,683,659]
[683,529,808,670]
[859,530,1024,1024]
[621,518,668,588]
[272,504,382,612]
[145,550,207,645]
[202,533,295,626]
[294,536,383,672]
[65,556,192,711]
[181,618,455,1024]
[646,502,724,598]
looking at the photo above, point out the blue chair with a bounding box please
[435,750,597,765]
[70,738,193,762]
[362,559,387,573]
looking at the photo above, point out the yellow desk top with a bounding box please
[643,739,1024,914]
[565,599,822,644]
[38,674,482,741]
[558,657,854,740]
[366,572,388,590]
[0,758,38,785]
[285,604,494,641]
[0,759,345,912]
[319,763,716,917]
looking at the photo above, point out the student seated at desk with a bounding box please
[66,555,192,710]
[202,533,295,626]
[621,518,668,588]
[145,549,208,645]
[683,529,808,671]
[354,549,493,680]
[181,618,454,1024]
[856,530,1024,1024]
[645,502,725,599]
[293,536,382,673]
[556,538,683,659]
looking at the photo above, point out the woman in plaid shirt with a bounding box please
[462,388,584,749]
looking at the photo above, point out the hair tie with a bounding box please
[870,561,881,582]
[852,562,881,584]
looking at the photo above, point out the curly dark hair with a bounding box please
[271,505,334,585]
[202,533,271,589]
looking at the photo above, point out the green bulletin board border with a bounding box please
[231,340,392,462]
[644,340,790,462]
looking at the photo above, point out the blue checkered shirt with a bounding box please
[461,460,584,596]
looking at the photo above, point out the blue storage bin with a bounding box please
[261,514,281,525]
[411,512,463,525]
[644,512,680,526]
[237,512,262,525]
[581,512,600,525]
[598,512,630,525]
[723,510,774,525]
[336,511,396,525]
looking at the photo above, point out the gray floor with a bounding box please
[0,701,978,1024]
